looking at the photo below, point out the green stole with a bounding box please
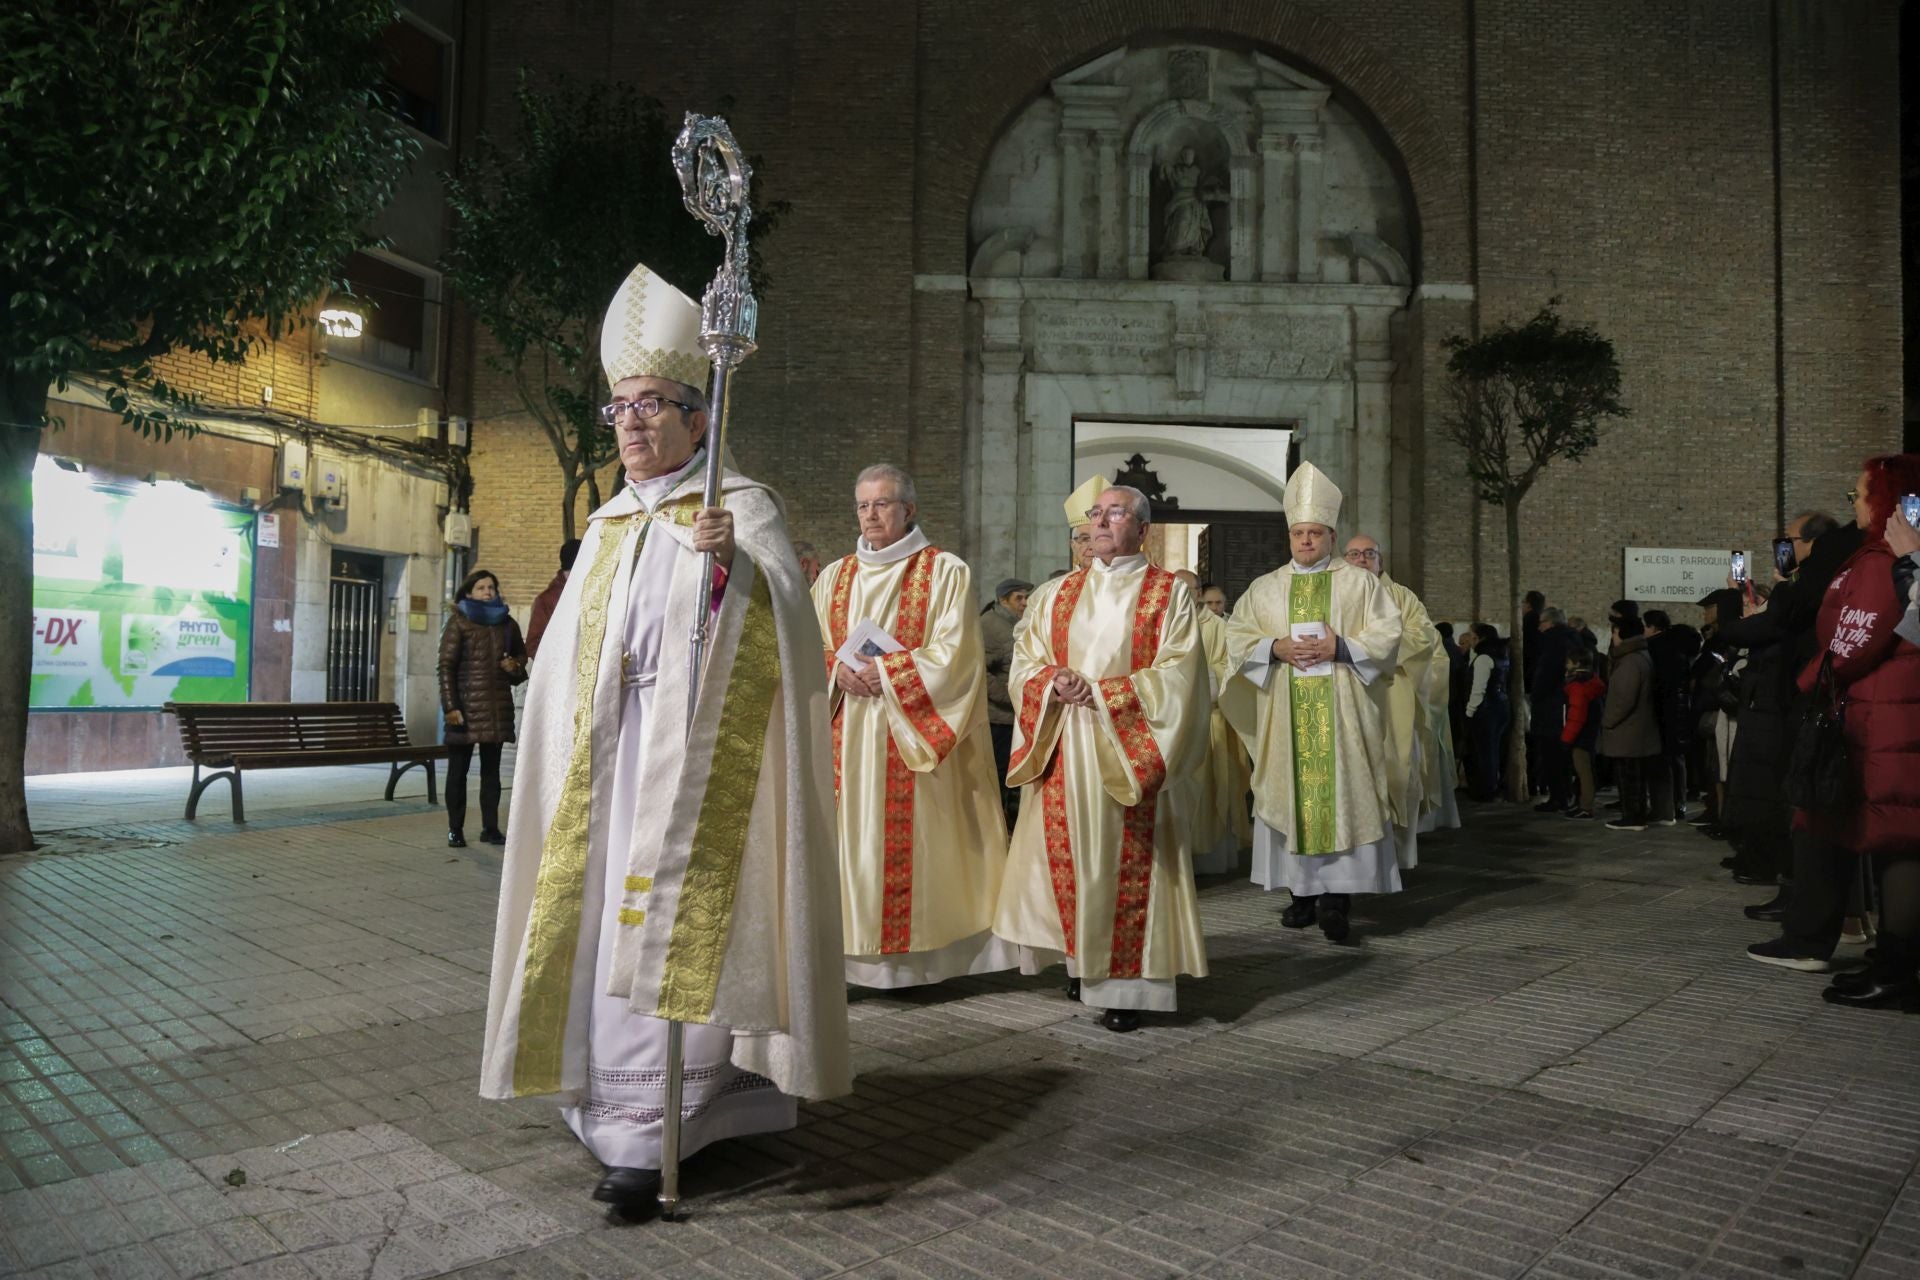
[1287,569,1338,854]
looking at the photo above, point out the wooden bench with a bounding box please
[164,701,448,823]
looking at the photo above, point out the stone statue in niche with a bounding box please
[1153,147,1227,282]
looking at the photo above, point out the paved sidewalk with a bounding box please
[3,771,1918,1279]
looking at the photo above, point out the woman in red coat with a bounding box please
[1812,453,1920,1009]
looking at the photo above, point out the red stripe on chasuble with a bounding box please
[869,548,941,954]
[1036,568,1089,951]
[1100,566,1176,980]
[826,557,857,796]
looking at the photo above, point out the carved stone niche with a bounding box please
[1128,100,1255,282]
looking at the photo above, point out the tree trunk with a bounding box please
[559,464,581,540]
[1504,494,1531,803]
[0,374,48,854]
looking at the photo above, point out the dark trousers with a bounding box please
[1534,736,1573,809]
[1615,754,1674,823]
[990,722,1018,823]
[1666,749,1689,813]
[447,741,503,836]
[1780,827,1857,959]
[1467,705,1509,801]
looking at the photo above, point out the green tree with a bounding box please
[0,0,417,853]
[444,76,785,538]
[1443,301,1628,801]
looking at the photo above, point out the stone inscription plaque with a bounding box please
[1029,302,1175,375]
[1206,308,1348,380]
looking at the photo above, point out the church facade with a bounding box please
[456,0,1901,624]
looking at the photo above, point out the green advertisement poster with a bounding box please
[31,462,254,709]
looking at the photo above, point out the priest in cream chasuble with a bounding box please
[813,464,1014,987]
[479,263,849,1209]
[1222,464,1404,945]
[1173,570,1249,875]
[994,486,1211,1031]
[1342,535,1441,866]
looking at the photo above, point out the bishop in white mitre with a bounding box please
[480,263,849,1214]
[994,484,1211,1032]
[1172,569,1249,875]
[1222,464,1404,944]
[813,464,1015,986]
[1341,533,1450,864]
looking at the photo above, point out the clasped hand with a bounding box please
[1271,631,1337,670]
[1051,668,1096,706]
[690,506,735,567]
[836,660,886,698]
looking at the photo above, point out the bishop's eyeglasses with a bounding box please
[600,395,697,426]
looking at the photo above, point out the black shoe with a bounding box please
[1719,856,1738,869]
[592,1166,663,1211]
[1821,977,1920,1010]
[480,829,507,845]
[1099,1009,1142,1033]
[1746,939,1830,972]
[1319,896,1351,943]
[1066,978,1081,1003]
[448,832,467,848]
[1732,870,1777,886]
[1605,818,1647,832]
[1743,904,1786,923]
[1827,968,1876,996]
[1280,897,1318,929]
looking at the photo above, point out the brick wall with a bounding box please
[146,324,320,422]
[455,0,1903,629]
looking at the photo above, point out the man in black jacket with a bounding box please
[1746,514,1870,973]
[1528,607,1584,814]
[1643,610,1700,825]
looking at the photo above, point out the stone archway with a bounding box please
[959,38,1420,587]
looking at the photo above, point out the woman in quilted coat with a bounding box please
[1810,454,1920,1009]
[439,568,528,848]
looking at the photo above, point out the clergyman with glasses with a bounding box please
[810,464,1017,989]
[993,484,1212,1033]
[480,262,849,1217]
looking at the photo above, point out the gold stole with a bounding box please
[1288,570,1338,854]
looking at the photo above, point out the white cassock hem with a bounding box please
[844,930,1021,989]
[1013,947,1179,1012]
[1419,783,1462,832]
[1250,818,1404,896]
[1190,830,1243,876]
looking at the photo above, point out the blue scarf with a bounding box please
[458,597,510,625]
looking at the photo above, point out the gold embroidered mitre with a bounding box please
[600,262,710,391]
[1064,474,1107,529]
[1283,461,1342,530]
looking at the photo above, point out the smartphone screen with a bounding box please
[1730,550,1747,582]
[1773,537,1796,576]
[1902,493,1920,527]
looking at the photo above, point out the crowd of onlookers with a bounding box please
[1442,451,1920,1011]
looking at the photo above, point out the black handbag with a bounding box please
[1784,652,1853,812]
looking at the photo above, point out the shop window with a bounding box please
[379,17,452,144]
[330,251,440,380]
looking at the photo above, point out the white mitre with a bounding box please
[600,261,710,390]
[1283,461,1342,529]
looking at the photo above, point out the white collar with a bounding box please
[1289,554,1335,575]
[857,525,930,566]
[1092,552,1148,575]
[626,450,705,512]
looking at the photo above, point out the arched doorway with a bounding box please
[961,38,1420,587]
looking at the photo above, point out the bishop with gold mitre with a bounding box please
[994,484,1211,1033]
[813,463,1016,987]
[1222,463,1404,945]
[480,263,849,1215]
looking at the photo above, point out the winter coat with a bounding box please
[524,570,569,663]
[1598,636,1661,759]
[1796,540,1920,857]
[979,601,1020,726]
[1527,625,1584,739]
[439,608,529,745]
[1647,626,1701,751]
[1560,674,1606,751]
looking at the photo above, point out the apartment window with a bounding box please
[379,17,451,144]
[331,251,440,380]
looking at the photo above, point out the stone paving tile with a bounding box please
[5,786,1920,1279]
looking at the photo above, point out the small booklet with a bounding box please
[1289,621,1333,678]
[835,619,905,670]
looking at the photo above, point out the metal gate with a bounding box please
[327,551,384,701]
